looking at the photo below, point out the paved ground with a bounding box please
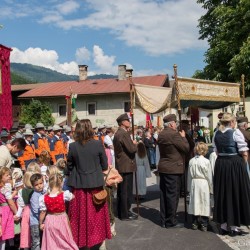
[105,173,250,250]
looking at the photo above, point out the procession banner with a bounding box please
[175,77,241,109]
[134,83,172,114]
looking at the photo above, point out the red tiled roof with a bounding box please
[19,75,168,98]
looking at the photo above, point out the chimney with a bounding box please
[118,65,126,80]
[126,69,133,78]
[78,65,88,81]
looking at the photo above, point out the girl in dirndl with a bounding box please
[15,171,34,249]
[39,173,78,250]
[0,167,18,250]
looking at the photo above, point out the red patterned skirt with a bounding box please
[68,188,112,248]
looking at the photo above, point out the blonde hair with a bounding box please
[48,173,63,191]
[23,171,34,188]
[46,165,59,177]
[27,162,41,174]
[55,158,66,171]
[0,167,11,187]
[195,142,208,156]
[219,113,236,129]
[39,150,51,166]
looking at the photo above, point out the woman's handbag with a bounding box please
[92,188,108,205]
[92,168,112,205]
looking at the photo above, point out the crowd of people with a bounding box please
[0,111,249,249]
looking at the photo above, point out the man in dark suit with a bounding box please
[113,113,137,221]
[158,114,190,228]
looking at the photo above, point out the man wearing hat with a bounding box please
[158,114,190,228]
[113,113,137,221]
[18,129,36,171]
[9,127,18,142]
[33,122,50,157]
[16,123,25,138]
[0,130,10,146]
[237,117,250,165]
[50,125,66,164]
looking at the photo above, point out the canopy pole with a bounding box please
[129,76,140,216]
[66,87,72,126]
[241,74,246,116]
[173,64,187,223]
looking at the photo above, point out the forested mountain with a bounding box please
[10,63,116,84]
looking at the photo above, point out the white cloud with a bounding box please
[43,0,207,55]
[93,45,117,74]
[10,46,168,77]
[56,1,80,15]
[75,47,91,64]
[10,47,79,75]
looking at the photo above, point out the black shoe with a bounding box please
[191,223,198,230]
[166,223,184,229]
[161,223,166,228]
[228,229,248,237]
[200,224,207,232]
[219,228,229,235]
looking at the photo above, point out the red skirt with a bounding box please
[68,188,112,248]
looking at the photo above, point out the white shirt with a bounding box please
[104,135,114,156]
[212,127,248,153]
[39,190,74,211]
[0,145,13,168]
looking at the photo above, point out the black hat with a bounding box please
[163,114,177,123]
[237,117,248,123]
[18,123,25,128]
[10,127,18,133]
[116,113,130,124]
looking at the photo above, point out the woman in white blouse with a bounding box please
[213,113,250,236]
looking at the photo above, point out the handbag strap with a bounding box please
[103,167,112,187]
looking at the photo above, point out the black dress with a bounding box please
[213,128,250,226]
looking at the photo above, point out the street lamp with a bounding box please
[230,103,235,114]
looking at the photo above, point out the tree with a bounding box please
[196,0,250,91]
[19,99,55,126]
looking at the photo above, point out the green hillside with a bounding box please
[10,63,117,84]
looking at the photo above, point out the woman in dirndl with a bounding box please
[66,119,111,249]
[213,113,250,236]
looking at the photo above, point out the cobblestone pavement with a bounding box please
[217,226,250,250]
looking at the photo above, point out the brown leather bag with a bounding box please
[92,168,111,205]
[93,189,108,205]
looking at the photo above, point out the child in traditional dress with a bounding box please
[15,171,34,250]
[39,174,78,250]
[0,167,18,250]
[187,142,213,231]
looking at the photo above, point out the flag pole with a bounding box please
[129,76,140,216]
[241,74,246,116]
[173,64,187,222]
[67,87,72,126]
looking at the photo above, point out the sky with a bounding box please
[0,0,207,77]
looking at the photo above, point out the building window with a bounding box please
[87,102,96,115]
[124,101,131,112]
[222,107,228,113]
[58,104,66,116]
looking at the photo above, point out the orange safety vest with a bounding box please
[50,136,66,164]
[18,143,36,170]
